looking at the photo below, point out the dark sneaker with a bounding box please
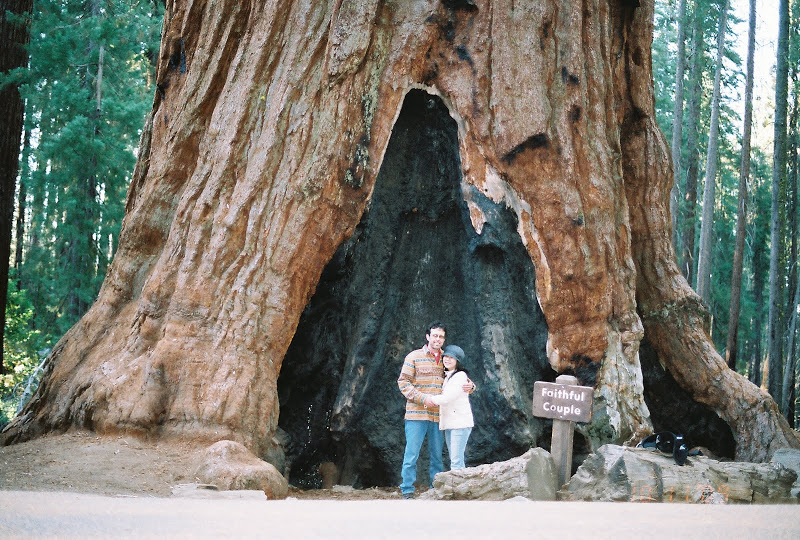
[402,492,414,499]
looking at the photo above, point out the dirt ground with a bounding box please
[0,430,399,500]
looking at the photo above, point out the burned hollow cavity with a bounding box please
[276,89,552,489]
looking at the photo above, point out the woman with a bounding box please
[424,344,474,469]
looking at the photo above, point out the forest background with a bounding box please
[1,0,799,431]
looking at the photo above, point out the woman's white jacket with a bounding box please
[431,370,474,430]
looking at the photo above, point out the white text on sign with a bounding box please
[532,380,594,423]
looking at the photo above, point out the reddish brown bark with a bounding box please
[618,2,799,461]
[0,0,33,374]
[4,0,796,463]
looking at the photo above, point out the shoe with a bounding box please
[402,492,414,499]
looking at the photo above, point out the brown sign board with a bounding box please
[532,381,593,423]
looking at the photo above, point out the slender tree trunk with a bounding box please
[67,4,103,321]
[749,340,763,387]
[782,277,800,422]
[681,7,705,285]
[787,81,799,367]
[726,0,756,370]
[696,0,729,305]
[783,82,799,425]
[768,0,790,401]
[14,176,26,276]
[670,0,688,254]
[96,45,104,114]
[0,0,33,374]
[750,228,768,386]
[14,128,30,285]
[22,131,46,329]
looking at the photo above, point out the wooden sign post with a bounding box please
[532,375,594,488]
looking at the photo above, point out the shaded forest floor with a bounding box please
[0,430,398,500]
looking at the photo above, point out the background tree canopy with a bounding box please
[652,0,799,426]
[1,0,162,423]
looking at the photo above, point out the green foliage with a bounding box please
[652,0,800,382]
[1,278,48,427]
[652,0,677,135]
[7,0,162,338]
[3,1,162,423]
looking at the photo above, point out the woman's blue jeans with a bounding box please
[445,427,472,469]
[400,420,444,495]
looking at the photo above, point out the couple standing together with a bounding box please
[397,321,476,499]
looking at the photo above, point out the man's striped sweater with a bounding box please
[397,346,444,422]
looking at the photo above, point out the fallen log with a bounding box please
[561,445,798,504]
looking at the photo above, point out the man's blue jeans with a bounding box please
[400,420,444,494]
[445,427,472,469]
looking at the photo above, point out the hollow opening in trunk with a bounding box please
[276,89,552,489]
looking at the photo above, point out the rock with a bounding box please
[194,440,288,499]
[422,448,556,501]
[170,483,266,500]
[771,448,800,499]
[525,449,558,500]
[562,445,798,504]
[261,426,290,477]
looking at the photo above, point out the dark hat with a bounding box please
[442,345,464,363]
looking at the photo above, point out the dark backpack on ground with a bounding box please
[636,431,702,466]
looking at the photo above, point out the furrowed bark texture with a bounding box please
[0,0,33,374]
[618,3,799,461]
[4,0,796,473]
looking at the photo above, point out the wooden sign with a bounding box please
[532,380,593,423]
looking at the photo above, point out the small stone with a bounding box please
[194,440,288,499]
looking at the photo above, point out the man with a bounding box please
[397,322,474,499]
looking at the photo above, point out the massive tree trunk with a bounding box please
[3,0,797,484]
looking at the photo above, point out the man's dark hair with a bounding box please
[427,321,447,336]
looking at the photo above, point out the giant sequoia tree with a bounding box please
[3,0,798,486]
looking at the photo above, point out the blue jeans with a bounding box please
[445,427,472,469]
[400,420,444,494]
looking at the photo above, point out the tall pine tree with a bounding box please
[768,0,790,402]
[726,0,756,371]
[14,0,161,340]
[696,0,729,304]
[0,1,33,373]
